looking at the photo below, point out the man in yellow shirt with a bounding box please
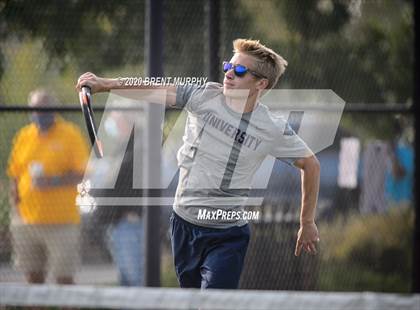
[7,89,89,284]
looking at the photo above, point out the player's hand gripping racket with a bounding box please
[79,86,103,158]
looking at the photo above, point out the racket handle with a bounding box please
[81,85,91,96]
[80,86,92,106]
[79,85,103,158]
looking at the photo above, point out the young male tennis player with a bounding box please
[76,38,320,289]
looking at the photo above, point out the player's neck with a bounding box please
[225,94,259,114]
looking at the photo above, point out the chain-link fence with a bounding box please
[0,0,415,293]
[240,113,414,292]
[0,106,413,292]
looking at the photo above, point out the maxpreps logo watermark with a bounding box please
[77,88,345,208]
[197,209,260,221]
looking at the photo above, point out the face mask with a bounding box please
[31,113,55,132]
[104,117,120,138]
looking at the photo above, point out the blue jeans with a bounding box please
[170,211,250,289]
[107,215,144,286]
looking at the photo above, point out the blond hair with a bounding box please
[233,38,288,89]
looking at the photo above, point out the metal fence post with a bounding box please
[144,0,163,287]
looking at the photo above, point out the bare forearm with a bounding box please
[109,78,177,106]
[300,166,320,224]
[292,156,321,256]
[33,172,84,189]
[57,172,84,186]
[294,156,320,224]
[76,73,177,106]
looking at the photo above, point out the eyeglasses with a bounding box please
[222,61,266,79]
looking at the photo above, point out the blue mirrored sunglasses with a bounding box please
[222,61,266,79]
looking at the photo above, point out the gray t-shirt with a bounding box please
[172,82,312,228]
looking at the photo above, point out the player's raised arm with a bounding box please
[75,72,177,107]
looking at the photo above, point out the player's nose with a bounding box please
[225,69,235,79]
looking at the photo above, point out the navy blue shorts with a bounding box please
[170,211,250,289]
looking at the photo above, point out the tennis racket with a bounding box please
[79,86,103,158]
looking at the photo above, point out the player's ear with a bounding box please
[256,78,269,90]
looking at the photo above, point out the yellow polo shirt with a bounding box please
[7,117,89,224]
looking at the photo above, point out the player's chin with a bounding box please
[222,86,231,97]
